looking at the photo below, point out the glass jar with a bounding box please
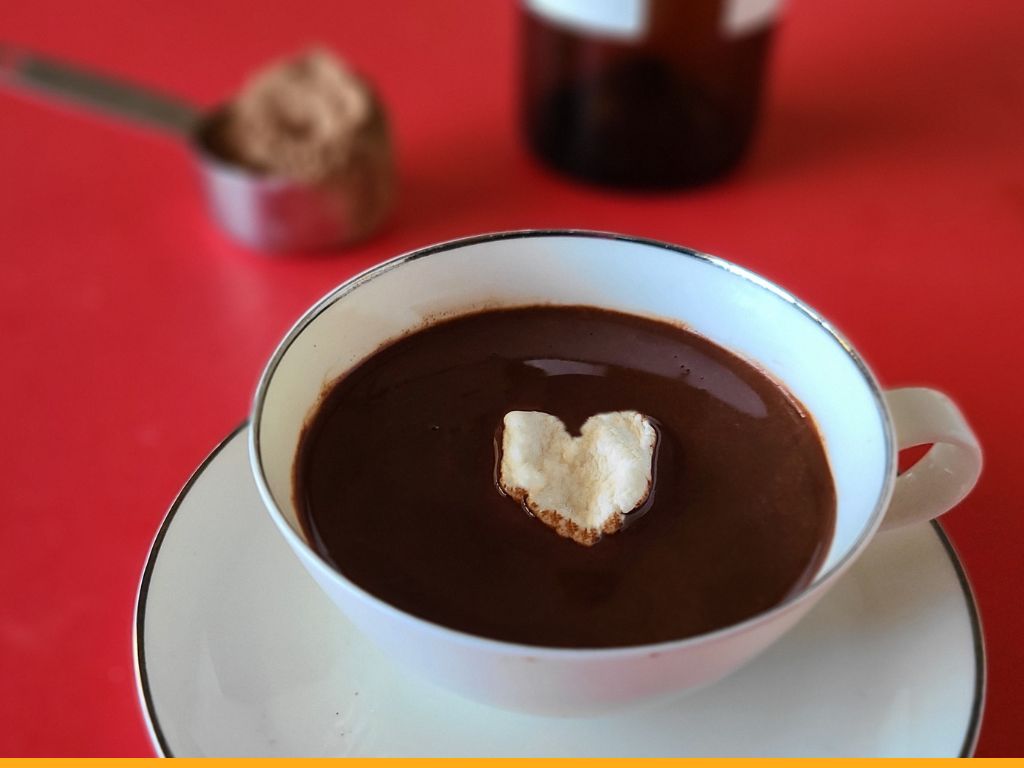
[521,0,780,189]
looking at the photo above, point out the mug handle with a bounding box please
[881,387,983,530]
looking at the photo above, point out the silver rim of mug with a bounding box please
[249,229,896,657]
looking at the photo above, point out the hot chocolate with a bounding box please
[293,306,835,648]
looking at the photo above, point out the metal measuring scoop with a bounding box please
[0,44,395,252]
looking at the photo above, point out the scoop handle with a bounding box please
[881,387,982,530]
[0,43,200,136]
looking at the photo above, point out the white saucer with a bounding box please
[134,426,984,757]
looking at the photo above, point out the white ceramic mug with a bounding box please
[250,231,982,716]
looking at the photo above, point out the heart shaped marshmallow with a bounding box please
[498,410,657,546]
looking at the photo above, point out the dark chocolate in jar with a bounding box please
[294,306,835,648]
[520,0,775,189]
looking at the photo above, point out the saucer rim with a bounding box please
[133,423,986,758]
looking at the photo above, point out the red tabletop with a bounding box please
[2,0,1022,756]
